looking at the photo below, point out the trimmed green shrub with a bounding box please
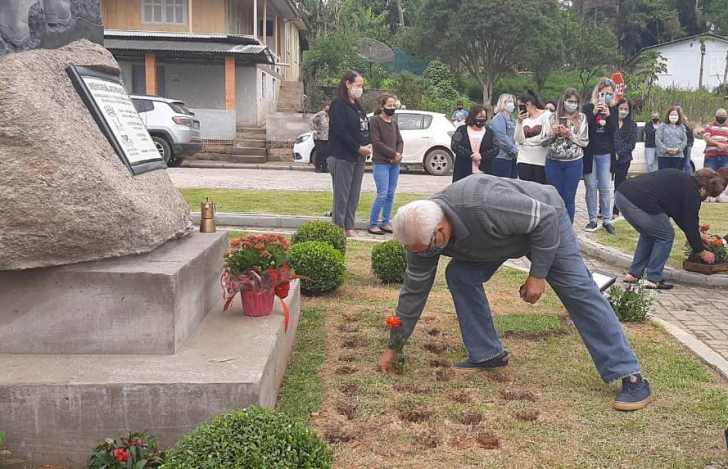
[290,241,346,295]
[163,407,332,469]
[371,240,407,284]
[292,220,347,254]
[607,283,654,323]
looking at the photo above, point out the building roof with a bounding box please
[626,33,728,65]
[104,30,276,63]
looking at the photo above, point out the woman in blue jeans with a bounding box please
[490,93,519,178]
[368,93,404,235]
[582,77,618,235]
[543,88,589,222]
[616,169,724,290]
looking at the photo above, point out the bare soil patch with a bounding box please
[500,390,537,402]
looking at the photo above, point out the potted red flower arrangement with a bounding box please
[684,224,728,274]
[221,234,295,329]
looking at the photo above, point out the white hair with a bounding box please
[493,93,516,114]
[392,200,444,246]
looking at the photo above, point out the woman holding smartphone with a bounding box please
[543,88,589,222]
[515,90,551,184]
[583,77,619,235]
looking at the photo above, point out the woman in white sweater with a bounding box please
[515,90,552,184]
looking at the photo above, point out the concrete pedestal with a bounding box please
[0,232,227,355]
[0,282,301,468]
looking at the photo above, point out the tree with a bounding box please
[526,7,566,92]
[624,50,667,99]
[564,13,623,98]
[415,0,560,105]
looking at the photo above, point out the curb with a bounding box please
[191,212,371,231]
[651,317,728,382]
[182,161,317,171]
[577,236,728,288]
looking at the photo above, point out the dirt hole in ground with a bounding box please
[341,314,361,323]
[455,411,483,426]
[515,409,540,422]
[398,407,433,423]
[427,328,441,336]
[486,372,511,383]
[338,324,361,333]
[336,366,358,375]
[338,355,357,363]
[323,426,356,443]
[450,391,472,403]
[500,391,537,402]
[393,383,431,395]
[429,359,450,368]
[433,369,451,381]
[342,337,367,349]
[339,383,359,396]
[475,430,501,449]
[336,403,358,420]
[415,429,441,449]
[423,343,448,355]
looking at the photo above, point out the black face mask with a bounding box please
[652,118,660,123]
[474,119,487,128]
[717,116,727,124]
[383,108,395,117]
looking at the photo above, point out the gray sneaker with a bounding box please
[584,222,599,232]
[454,351,509,374]
[603,223,616,235]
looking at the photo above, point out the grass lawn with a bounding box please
[589,203,728,269]
[178,188,428,219]
[273,238,728,469]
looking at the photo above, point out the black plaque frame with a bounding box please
[66,66,166,175]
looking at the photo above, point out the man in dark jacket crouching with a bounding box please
[377,174,652,411]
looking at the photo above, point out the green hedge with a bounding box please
[371,240,408,284]
[290,241,346,295]
[292,220,347,254]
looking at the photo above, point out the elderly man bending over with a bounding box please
[377,174,652,411]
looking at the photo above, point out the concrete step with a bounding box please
[0,232,227,355]
[232,154,267,164]
[236,133,267,141]
[234,138,266,149]
[277,106,302,113]
[0,282,301,468]
[232,147,267,156]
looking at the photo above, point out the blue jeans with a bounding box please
[545,158,583,223]
[704,155,728,171]
[658,156,683,170]
[491,158,518,178]
[445,209,641,383]
[585,153,612,224]
[645,147,657,173]
[683,147,692,175]
[369,163,400,228]
[615,192,674,282]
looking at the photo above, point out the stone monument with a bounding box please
[0,3,301,467]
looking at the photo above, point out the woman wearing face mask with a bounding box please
[515,90,551,184]
[612,99,638,218]
[679,108,694,175]
[644,111,661,173]
[490,93,519,178]
[655,106,687,171]
[583,77,618,235]
[450,105,498,182]
[368,93,404,235]
[327,70,372,237]
[543,88,589,223]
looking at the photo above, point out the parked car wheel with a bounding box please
[167,156,184,167]
[152,136,172,164]
[423,148,453,176]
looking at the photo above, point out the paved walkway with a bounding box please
[170,166,728,378]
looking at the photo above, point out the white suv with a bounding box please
[293,110,456,175]
[131,95,202,167]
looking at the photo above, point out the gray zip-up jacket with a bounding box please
[389,174,564,348]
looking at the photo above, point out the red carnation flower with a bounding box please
[113,449,129,462]
[700,223,711,232]
[386,316,402,328]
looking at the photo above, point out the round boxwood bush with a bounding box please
[289,241,346,295]
[371,240,408,284]
[163,406,332,469]
[292,220,347,254]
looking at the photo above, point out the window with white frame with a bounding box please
[710,56,726,78]
[262,72,267,99]
[142,0,187,25]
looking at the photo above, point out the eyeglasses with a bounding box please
[604,79,614,87]
[416,230,445,257]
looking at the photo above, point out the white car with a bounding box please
[293,110,457,176]
[630,122,705,174]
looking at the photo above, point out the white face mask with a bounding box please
[619,110,629,119]
[350,87,363,99]
[564,102,578,113]
[669,115,679,123]
[505,102,515,113]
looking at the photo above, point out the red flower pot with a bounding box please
[240,288,275,317]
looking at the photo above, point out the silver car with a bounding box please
[131,95,202,167]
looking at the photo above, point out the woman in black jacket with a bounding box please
[612,98,638,217]
[327,70,372,237]
[450,105,498,182]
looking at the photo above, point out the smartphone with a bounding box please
[597,92,605,108]
[518,104,527,114]
[559,117,568,126]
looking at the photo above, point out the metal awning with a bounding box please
[104,31,276,64]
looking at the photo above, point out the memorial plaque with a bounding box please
[67,65,166,175]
